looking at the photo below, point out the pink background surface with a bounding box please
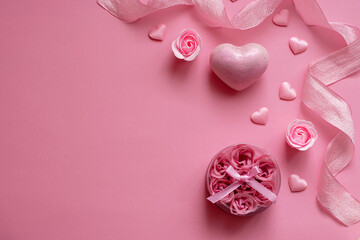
[1,0,360,239]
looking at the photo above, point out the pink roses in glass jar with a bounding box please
[286,119,318,151]
[206,144,281,216]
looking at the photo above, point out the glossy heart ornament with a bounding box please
[148,24,167,41]
[289,37,308,54]
[210,43,269,91]
[273,9,290,27]
[289,174,307,192]
[279,82,296,100]
[251,107,269,125]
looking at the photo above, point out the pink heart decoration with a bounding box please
[210,43,269,91]
[148,24,167,41]
[279,82,297,100]
[289,37,308,55]
[288,174,307,192]
[251,107,269,125]
[272,9,290,27]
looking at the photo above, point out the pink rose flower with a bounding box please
[254,155,276,181]
[209,178,234,203]
[252,181,275,207]
[210,154,232,179]
[230,193,258,215]
[210,148,233,179]
[171,29,201,61]
[230,145,255,171]
[286,119,318,151]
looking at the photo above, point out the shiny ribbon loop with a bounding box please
[207,166,277,204]
[293,0,360,226]
[97,0,282,30]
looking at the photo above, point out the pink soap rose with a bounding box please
[230,193,258,215]
[210,154,232,179]
[209,178,234,203]
[286,119,318,151]
[252,181,275,207]
[254,155,276,181]
[210,148,232,179]
[171,29,201,61]
[230,145,255,171]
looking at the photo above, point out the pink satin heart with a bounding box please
[210,43,269,91]
[289,174,307,192]
[289,37,308,55]
[251,107,269,125]
[279,82,297,100]
[148,24,167,41]
[272,9,290,27]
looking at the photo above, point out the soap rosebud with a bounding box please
[210,152,232,179]
[286,119,318,151]
[171,29,201,61]
[230,193,258,215]
[254,155,276,181]
[230,145,255,171]
[209,178,234,203]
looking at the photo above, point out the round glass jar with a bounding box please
[206,144,281,216]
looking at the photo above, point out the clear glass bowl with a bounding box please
[206,144,281,216]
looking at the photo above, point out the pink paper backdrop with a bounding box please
[0,0,360,239]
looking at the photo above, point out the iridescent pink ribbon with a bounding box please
[97,0,360,226]
[293,0,360,226]
[207,166,277,204]
[97,0,282,30]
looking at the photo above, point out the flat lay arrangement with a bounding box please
[206,144,281,216]
[1,0,360,239]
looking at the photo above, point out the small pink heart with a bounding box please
[210,43,269,91]
[273,9,290,27]
[279,82,296,100]
[251,107,269,125]
[148,24,167,41]
[289,37,308,55]
[289,174,307,192]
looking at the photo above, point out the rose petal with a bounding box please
[230,145,255,171]
[230,193,258,215]
[254,155,276,181]
[211,154,232,179]
[172,40,185,59]
[184,45,201,61]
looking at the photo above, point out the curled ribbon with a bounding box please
[97,0,282,30]
[207,166,277,204]
[294,0,360,226]
[97,0,360,226]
